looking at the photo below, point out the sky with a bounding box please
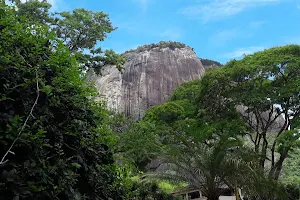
[33,0,300,63]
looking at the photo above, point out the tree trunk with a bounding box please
[274,156,285,180]
[268,150,288,180]
[235,185,239,200]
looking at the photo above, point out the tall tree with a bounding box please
[117,121,163,170]
[199,45,300,180]
[9,0,125,73]
[12,0,53,25]
[0,3,123,199]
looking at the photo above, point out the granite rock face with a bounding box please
[88,44,206,119]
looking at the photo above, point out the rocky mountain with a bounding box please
[88,41,220,119]
[200,58,222,69]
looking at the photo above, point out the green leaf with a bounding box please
[71,163,81,169]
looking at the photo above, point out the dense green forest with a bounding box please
[0,1,299,200]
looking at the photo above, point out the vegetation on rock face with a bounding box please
[200,58,223,69]
[124,41,189,53]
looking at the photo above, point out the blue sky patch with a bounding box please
[43,0,300,63]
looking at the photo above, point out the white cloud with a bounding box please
[209,27,255,46]
[223,46,266,59]
[116,18,183,40]
[209,29,238,46]
[248,20,267,28]
[181,0,280,22]
[115,20,139,33]
[133,0,150,11]
[158,28,182,40]
[296,0,300,8]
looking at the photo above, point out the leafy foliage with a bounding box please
[198,45,300,180]
[144,101,185,124]
[10,0,125,73]
[148,138,287,200]
[12,0,53,25]
[170,80,201,102]
[200,58,222,69]
[284,184,300,200]
[119,45,300,200]
[54,8,115,52]
[117,121,163,170]
[126,179,180,200]
[0,4,123,199]
[124,41,189,53]
[4,2,300,200]
[281,149,300,189]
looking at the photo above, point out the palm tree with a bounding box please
[148,137,287,200]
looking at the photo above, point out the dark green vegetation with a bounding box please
[200,58,223,69]
[0,1,175,199]
[282,149,300,185]
[0,3,122,199]
[120,45,300,200]
[124,41,189,53]
[1,1,300,200]
[12,0,125,74]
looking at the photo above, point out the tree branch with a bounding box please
[270,101,290,168]
[0,63,40,165]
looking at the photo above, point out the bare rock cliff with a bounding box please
[88,42,207,119]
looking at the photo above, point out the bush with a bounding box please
[124,41,189,53]
[127,181,180,200]
[285,184,300,200]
